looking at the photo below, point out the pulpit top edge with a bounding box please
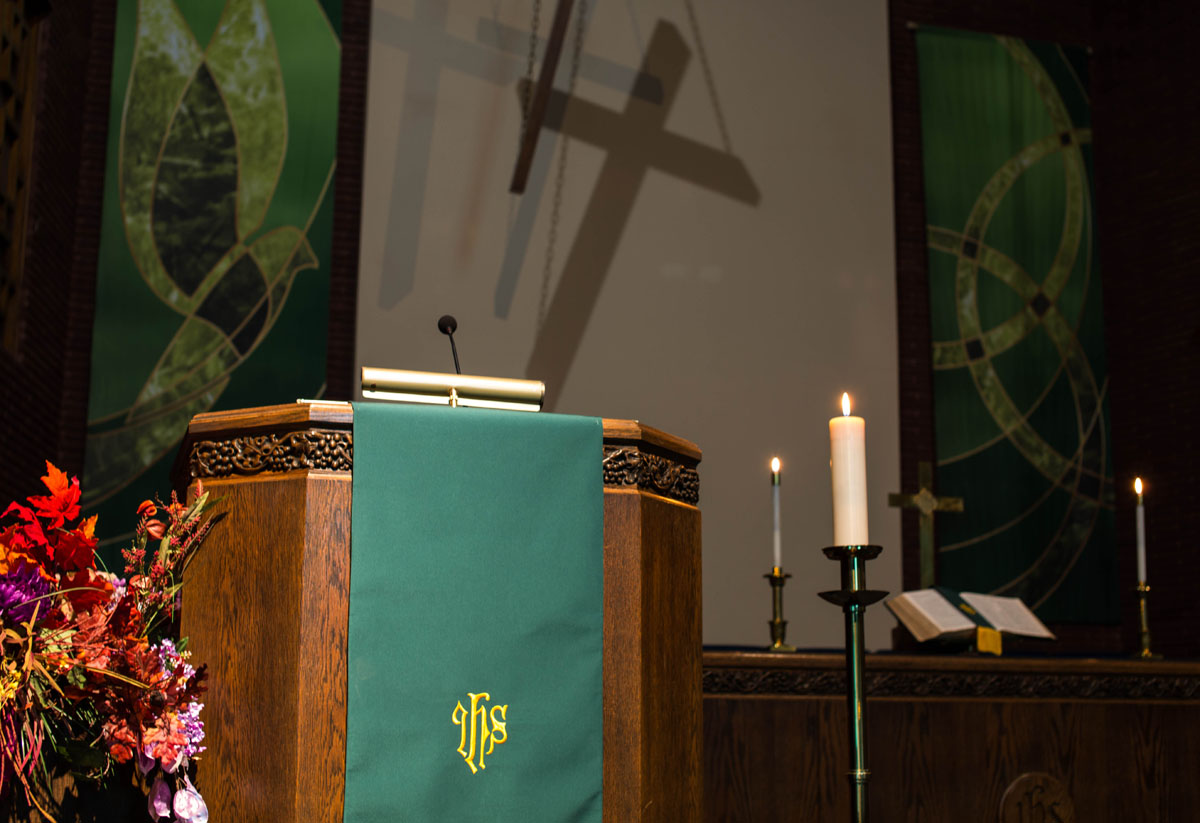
[184,403,701,463]
[186,402,353,436]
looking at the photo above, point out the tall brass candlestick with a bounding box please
[1134,582,1161,660]
[765,567,797,652]
[1131,478,1161,660]
[820,544,887,823]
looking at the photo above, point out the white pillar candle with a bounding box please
[830,392,869,546]
[771,457,782,569]
[1135,477,1146,582]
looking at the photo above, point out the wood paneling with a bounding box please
[704,651,1200,821]
[603,489,703,822]
[181,472,351,822]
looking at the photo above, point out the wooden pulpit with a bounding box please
[174,402,702,823]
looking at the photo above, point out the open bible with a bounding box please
[886,587,1055,654]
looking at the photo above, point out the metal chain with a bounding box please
[537,0,586,329]
[520,0,542,137]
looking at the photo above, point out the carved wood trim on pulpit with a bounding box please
[189,429,354,478]
[178,404,702,505]
[601,445,699,504]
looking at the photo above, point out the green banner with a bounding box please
[83,0,341,556]
[915,28,1116,622]
[346,403,603,822]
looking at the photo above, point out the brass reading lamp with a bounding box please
[360,315,546,412]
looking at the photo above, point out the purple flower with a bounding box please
[173,774,208,823]
[147,776,171,819]
[151,640,206,760]
[96,571,126,608]
[156,638,196,681]
[179,701,206,758]
[0,565,52,624]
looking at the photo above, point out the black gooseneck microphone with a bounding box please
[437,315,461,374]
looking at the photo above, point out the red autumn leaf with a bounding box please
[72,606,116,670]
[62,569,114,615]
[109,592,145,638]
[1,502,50,564]
[52,525,98,572]
[28,461,81,529]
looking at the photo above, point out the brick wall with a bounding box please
[1090,0,1200,658]
[0,1,114,503]
[890,0,1200,655]
[327,0,371,399]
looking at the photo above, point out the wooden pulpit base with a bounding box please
[174,403,703,823]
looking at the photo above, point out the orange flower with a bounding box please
[137,500,157,518]
[0,538,42,576]
[102,719,138,763]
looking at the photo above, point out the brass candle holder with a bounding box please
[765,567,797,652]
[819,544,888,823]
[1133,581,1162,660]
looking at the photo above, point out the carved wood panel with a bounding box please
[187,431,702,505]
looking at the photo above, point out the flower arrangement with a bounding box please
[0,462,214,822]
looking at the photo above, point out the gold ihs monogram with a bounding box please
[452,692,508,774]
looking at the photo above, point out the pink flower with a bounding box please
[148,776,171,819]
[137,746,156,777]
[173,774,208,823]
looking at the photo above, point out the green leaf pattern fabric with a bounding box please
[84,0,340,544]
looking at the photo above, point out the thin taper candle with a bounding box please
[1135,477,1146,582]
[771,457,782,570]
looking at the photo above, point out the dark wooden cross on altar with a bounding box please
[888,461,964,589]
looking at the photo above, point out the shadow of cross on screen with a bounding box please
[520,21,760,409]
[888,461,964,589]
[371,2,664,308]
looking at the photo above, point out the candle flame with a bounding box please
[771,457,781,473]
[1134,477,1143,495]
[841,392,851,417]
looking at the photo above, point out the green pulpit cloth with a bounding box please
[344,403,603,822]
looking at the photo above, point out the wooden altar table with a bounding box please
[703,650,1200,821]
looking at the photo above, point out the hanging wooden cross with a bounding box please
[510,0,576,193]
[888,461,963,589]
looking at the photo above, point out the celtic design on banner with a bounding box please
[916,30,1115,621]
